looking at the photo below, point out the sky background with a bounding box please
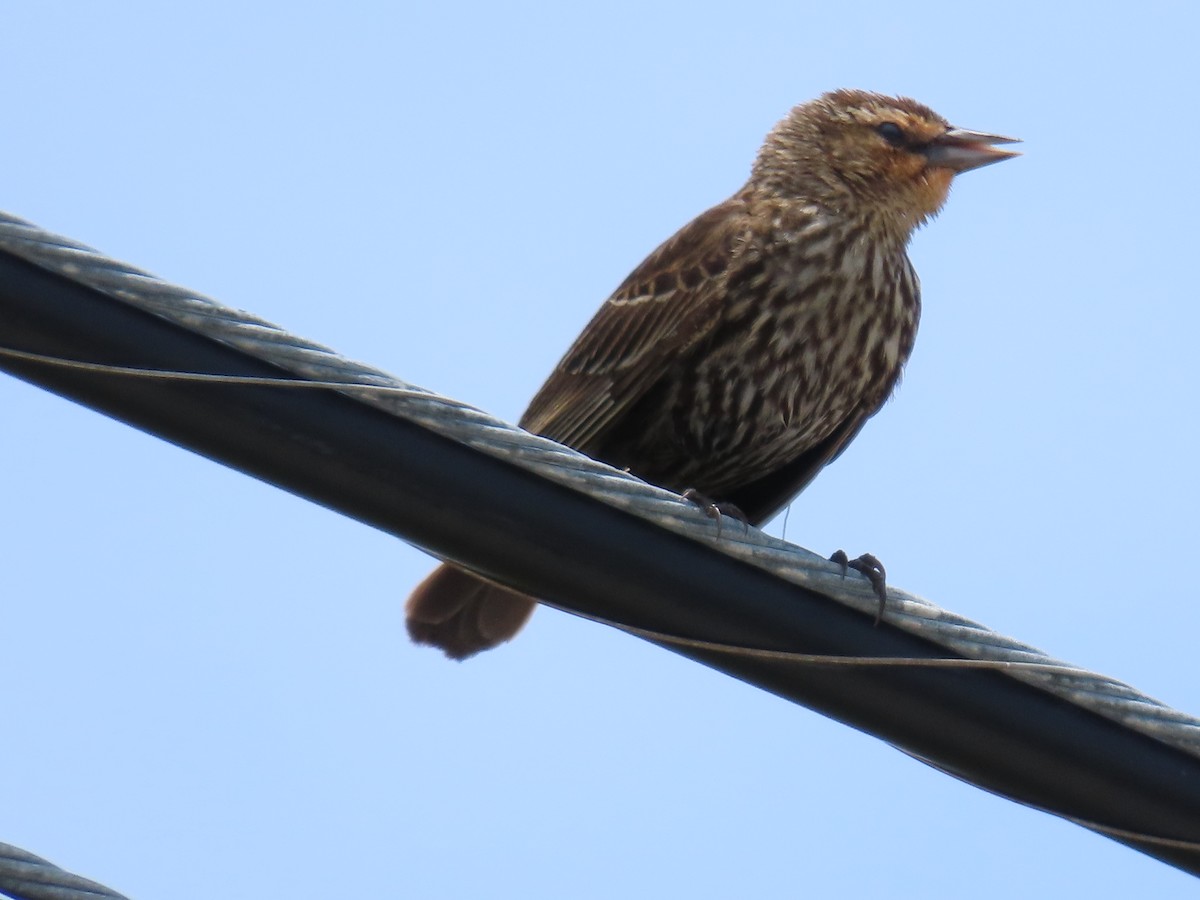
[2,2,1199,897]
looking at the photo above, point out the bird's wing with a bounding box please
[520,197,748,452]
[728,391,895,526]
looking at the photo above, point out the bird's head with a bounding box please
[753,89,1019,234]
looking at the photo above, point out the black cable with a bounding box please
[2,247,1200,876]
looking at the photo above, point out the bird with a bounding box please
[406,89,1018,660]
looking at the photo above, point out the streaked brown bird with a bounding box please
[407,89,1018,659]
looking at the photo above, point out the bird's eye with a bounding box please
[876,122,906,147]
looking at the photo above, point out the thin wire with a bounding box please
[0,345,420,392]
[0,344,1153,684]
[7,210,1200,869]
[10,352,1200,866]
[0,346,1149,689]
[892,754,1200,854]
[602,616,1103,675]
[2,206,1200,762]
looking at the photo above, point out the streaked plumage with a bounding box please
[408,89,1018,659]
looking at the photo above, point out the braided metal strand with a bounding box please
[0,843,129,900]
[2,208,1198,765]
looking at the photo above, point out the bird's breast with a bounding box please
[674,240,919,482]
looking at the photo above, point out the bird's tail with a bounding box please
[405,564,536,660]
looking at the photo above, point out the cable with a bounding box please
[0,843,128,900]
[2,210,1200,876]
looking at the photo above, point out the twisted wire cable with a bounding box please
[0,843,128,900]
[1,209,1197,759]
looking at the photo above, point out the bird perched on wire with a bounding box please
[407,88,1018,660]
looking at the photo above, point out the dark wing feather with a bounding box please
[724,406,873,526]
[520,197,748,453]
[731,358,909,525]
[731,266,918,526]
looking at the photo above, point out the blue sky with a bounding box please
[3,2,1200,897]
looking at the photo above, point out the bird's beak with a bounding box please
[925,128,1021,173]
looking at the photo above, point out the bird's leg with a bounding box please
[830,550,888,624]
[681,489,749,538]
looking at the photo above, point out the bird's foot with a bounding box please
[682,489,749,538]
[830,550,888,624]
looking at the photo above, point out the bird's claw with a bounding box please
[830,550,888,624]
[682,489,749,538]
